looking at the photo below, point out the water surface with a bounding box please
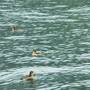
[0,0,90,90]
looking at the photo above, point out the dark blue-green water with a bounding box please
[0,0,90,90]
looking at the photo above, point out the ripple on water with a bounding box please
[4,36,26,40]
[0,65,90,83]
[68,6,90,13]
[60,80,90,90]
[0,0,90,89]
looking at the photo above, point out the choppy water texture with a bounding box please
[0,0,90,90]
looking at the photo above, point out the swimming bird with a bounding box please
[11,25,23,32]
[11,25,16,32]
[22,71,36,80]
[32,49,39,57]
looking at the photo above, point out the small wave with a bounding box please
[0,65,90,82]
[4,36,26,40]
[60,79,90,89]
[68,6,90,13]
